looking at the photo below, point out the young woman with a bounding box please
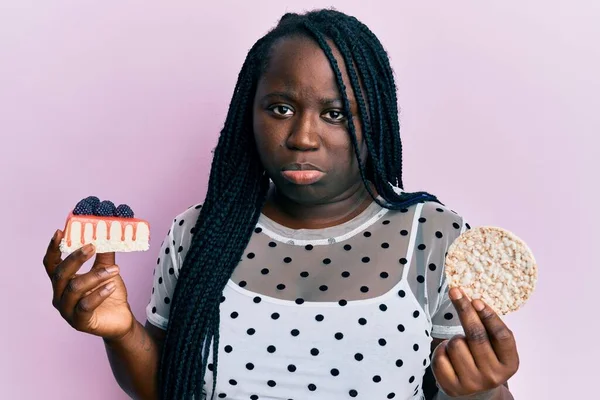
[43,9,519,400]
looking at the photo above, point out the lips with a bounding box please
[280,163,326,185]
[281,162,325,172]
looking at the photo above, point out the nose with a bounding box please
[285,112,320,151]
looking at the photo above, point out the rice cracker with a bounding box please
[445,226,537,315]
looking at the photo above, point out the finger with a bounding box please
[431,340,460,396]
[60,265,120,319]
[445,335,480,389]
[43,230,64,278]
[472,299,519,367]
[72,281,117,327]
[51,244,96,307]
[449,288,499,368]
[92,251,116,269]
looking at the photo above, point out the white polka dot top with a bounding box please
[147,188,469,400]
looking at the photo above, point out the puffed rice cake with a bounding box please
[445,226,537,315]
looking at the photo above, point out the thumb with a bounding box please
[92,249,116,268]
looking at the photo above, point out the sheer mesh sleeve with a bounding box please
[145,221,178,329]
[145,205,201,329]
[410,202,471,339]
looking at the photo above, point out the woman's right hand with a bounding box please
[43,229,135,340]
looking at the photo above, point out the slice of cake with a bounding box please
[59,196,150,254]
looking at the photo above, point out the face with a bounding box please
[252,35,369,205]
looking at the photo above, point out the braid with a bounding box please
[159,8,443,399]
[331,21,393,184]
[302,21,380,207]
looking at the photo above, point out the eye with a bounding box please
[268,105,294,116]
[324,110,347,122]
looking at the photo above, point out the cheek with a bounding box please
[351,122,368,163]
[253,109,273,146]
[338,125,366,159]
[324,135,361,175]
[253,113,286,168]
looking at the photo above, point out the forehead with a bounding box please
[258,35,351,98]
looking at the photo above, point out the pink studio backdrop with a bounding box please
[2,1,598,399]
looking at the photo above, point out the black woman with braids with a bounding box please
[44,9,519,400]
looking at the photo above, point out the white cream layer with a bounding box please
[59,220,150,254]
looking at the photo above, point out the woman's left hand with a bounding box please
[431,287,519,398]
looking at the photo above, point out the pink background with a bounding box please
[2,1,598,399]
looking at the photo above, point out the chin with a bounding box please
[270,177,329,203]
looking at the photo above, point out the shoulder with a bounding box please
[388,185,468,230]
[419,201,469,232]
[171,203,203,230]
[415,201,470,256]
[162,203,203,254]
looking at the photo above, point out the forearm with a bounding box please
[433,385,514,400]
[104,320,160,400]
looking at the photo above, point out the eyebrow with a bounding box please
[262,92,356,107]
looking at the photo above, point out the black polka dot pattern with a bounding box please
[146,201,469,399]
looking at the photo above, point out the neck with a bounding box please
[262,181,378,230]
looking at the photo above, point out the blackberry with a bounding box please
[95,200,116,217]
[115,204,135,218]
[84,196,100,208]
[73,199,94,215]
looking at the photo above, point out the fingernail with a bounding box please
[105,266,119,274]
[52,230,59,240]
[449,287,463,300]
[473,300,486,311]
[82,244,94,255]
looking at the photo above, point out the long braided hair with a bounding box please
[159,9,442,399]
